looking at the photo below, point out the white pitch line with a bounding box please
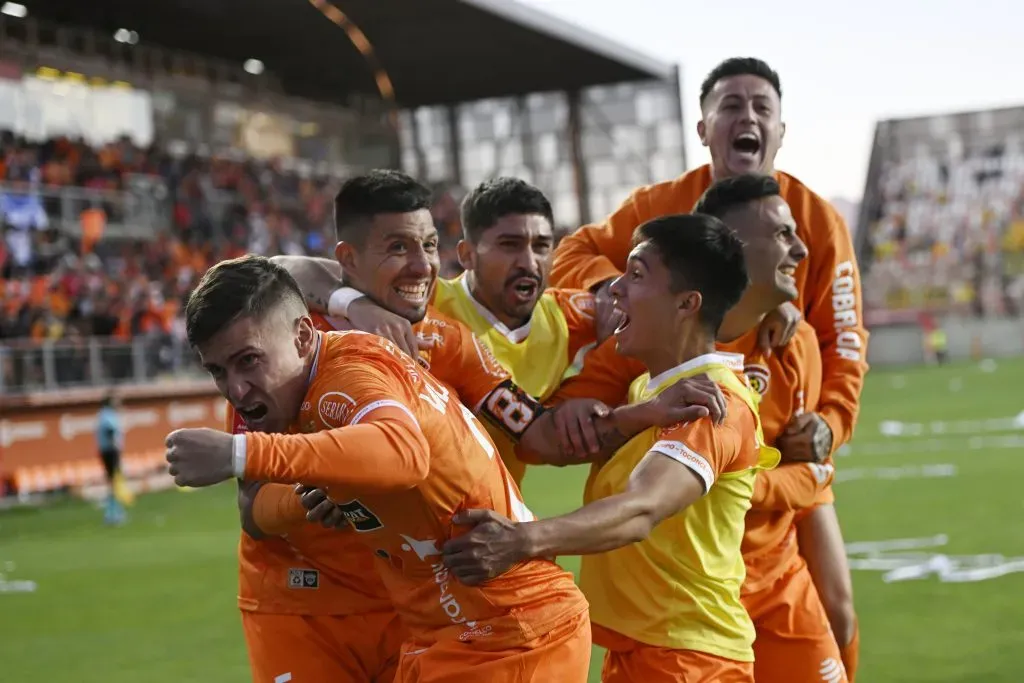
[837,434,1024,457]
[877,412,1024,438]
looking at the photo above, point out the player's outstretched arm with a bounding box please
[751,462,834,511]
[242,412,428,491]
[443,449,705,585]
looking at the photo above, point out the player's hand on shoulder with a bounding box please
[594,279,627,346]
[347,297,422,359]
[165,428,235,487]
[757,301,802,355]
[443,509,524,586]
[296,485,350,530]
[777,412,833,463]
[648,374,726,426]
[552,398,611,462]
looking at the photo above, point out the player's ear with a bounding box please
[779,120,786,148]
[334,241,357,271]
[677,290,702,319]
[696,119,708,147]
[456,239,475,271]
[295,315,316,356]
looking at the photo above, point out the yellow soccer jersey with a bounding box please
[432,275,599,484]
[580,352,780,661]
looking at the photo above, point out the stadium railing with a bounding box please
[0,178,170,239]
[0,335,206,395]
[0,337,220,498]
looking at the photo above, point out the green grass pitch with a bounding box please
[2,358,1023,681]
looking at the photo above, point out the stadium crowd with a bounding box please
[862,136,1024,318]
[0,131,471,388]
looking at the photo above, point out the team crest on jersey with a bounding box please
[287,568,319,589]
[568,292,596,319]
[337,499,384,532]
[317,391,357,428]
[744,364,771,397]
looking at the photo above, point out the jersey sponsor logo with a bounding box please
[287,568,319,589]
[819,657,845,682]
[317,391,357,428]
[337,499,384,532]
[482,379,542,438]
[400,534,442,561]
[568,291,596,319]
[744,363,771,396]
[832,261,863,362]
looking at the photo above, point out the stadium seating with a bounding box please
[0,132,468,392]
[860,110,1024,321]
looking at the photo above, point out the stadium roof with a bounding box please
[24,0,676,107]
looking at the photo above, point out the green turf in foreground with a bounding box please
[2,357,1024,681]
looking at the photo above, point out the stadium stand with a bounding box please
[857,105,1024,324]
[0,0,684,498]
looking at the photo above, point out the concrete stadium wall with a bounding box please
[868,316,1024,366]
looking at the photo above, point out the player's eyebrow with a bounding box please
[225,346,260,363]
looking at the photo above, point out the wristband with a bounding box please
[327,287,365,317]
[232,434,248,479]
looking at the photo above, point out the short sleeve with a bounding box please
[648,419,743,494]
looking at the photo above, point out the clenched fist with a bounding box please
[165,428,236,488]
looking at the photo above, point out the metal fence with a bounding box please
[0,177,170,240]
[0,335,207,395]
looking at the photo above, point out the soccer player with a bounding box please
[444,214,780,682]
[166,255,592,682]
[695,175,847,683]
[225,170,702,682]
[274,172,725,482]
[550,57,864,676]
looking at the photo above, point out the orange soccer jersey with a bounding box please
[550,165,869,454]
[719,321,834,592]
[239,330,589,650]
[720,321,847,683]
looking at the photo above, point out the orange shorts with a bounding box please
[394,611,591,683]
[241,610,406,682]
[593,624,753,683]
[742,556,848,683]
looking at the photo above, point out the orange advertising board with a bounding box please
[1,385,224,494]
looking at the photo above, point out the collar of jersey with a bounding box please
[459,273,533,343]
[305,331,325,389]
[645,351,745,395]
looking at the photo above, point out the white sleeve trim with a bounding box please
[350,399,420,428]
[232,433,248,479]
[649,440,715,494]
[327,287,365,317]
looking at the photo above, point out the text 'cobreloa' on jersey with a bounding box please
[238,330,588,648]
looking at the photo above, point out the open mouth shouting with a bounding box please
[507,276,541,306]
[237,402,269,429]
[730,131,762,170]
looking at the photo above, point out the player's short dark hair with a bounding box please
[632,214,748,335]
[185,254,307,347]
[699,57,782,106]
[460,177,554,243]
[692,174,781,219]
[333,169,432,245]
